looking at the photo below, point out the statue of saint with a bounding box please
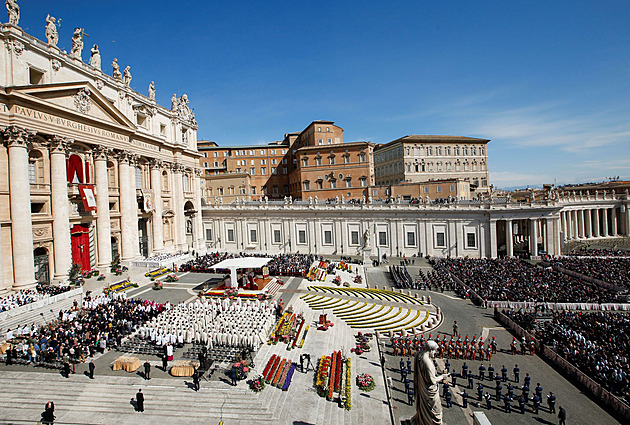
[70,28,84,59]
[171,93,178,111]
[45,14,58,46]
[89,44,101,69]
[363,229,371,247]
[148,81,156,100]
[111,58,122,80]
[411,341,450,425]
[122,66,132,86]
[6,0,19,25]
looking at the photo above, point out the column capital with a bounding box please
[92,145,110,161]
[171,162,185,173]
[3,125,35,148]
[115,150,133,164]
[194,168,204,177]
[48,136,72,155]
[149,158,164,169]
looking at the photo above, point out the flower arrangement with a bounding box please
[249,375,265,393]
[233,359,250,380]
[344,359,352,410]
[354,274,363,284]
[315,355,331,397]
[333,276,342,286]
[110,255,127,276]
[97,274,106,281]
[343,281,350,287]
[68,263,84,286]
[164,274,179,282]
[356,373,375,392]
[145,268,169,278]
[152,281,163,290]
[224,287,238,299]
[264,355,281,383]
[104,280,138,295]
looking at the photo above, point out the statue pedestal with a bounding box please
[363,248,372,265]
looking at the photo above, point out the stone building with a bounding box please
[374,135,490,194]
[0,16,204,292]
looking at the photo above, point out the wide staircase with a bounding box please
[0,370,274,425]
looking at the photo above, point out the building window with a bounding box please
[436,186,442,193]
[160,124,167,136]
[359,153,366,162]
[135,167,143,189]
[329,157,335,165]
[324,230,332,245]
[250,167,255,175]
[271,159,277,165]
[273,229,281,243]
[218,187,224,195]
[29,67,45,85]
[251,186,256,194]
[282,167,287,174]
[283,185,288,193]
[327,138,332,144]
[407,232,416,246]
[435,232,446,247]
[317,181,323,190]
[351,231,359,245]
[273,186,278,195]
[302,158,308,167]
[450,184,455,192]
[316,157,322,166]
[298,230,307,244]
[344,156,350,164]
[205,228,213,241]
[303,181,310,191]
[345,179,351,188]
[466,232,476,248]
[330,180,336,189]
[261,167,266,175]
[360,178,366,187]
[378,232,387,246]
[227,228,235,242]
[272,167,278,175]
[250,229,257,243]
[318,139,323,145]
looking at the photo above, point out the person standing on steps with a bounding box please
[136,389,144,412]
[144,360,151,380]
[558,405,566,425]
[88,359,95,379]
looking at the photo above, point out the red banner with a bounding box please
[79,185,97,211]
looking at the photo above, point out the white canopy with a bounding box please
[211,257,273,289]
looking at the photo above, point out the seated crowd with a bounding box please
[566,247,630,257]
[506,310,630,406]
[179,252,316,277]
[431,257,621,303]
[0,284,72,313]
[550,256,630,289]
[4,292,165,366]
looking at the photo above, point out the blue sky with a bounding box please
[19,1,630,188]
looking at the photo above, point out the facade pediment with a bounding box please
[6,82,136,131]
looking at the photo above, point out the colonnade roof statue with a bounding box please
[411,340,451,425]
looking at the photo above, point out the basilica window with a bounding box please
[108,162,117,188]
[162,170,169,191]
[28,150,45,185]
[135,167,143,189]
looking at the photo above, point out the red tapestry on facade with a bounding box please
[70,224,90,271]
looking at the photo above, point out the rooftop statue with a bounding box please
[148,81,156,100]
[45,14,58,46]
[70,27,84,59]
[111,58,122,80]
[89,44,101,69]
[6,0,19,25]
[122,66,132,86]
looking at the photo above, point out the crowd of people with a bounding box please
[0,284,72,313]
[550,256,630,289]
[431,257,621,303]
[566,247,630,257]
[506,310,630,406]
[178,252,316,277]
[4,293,165,368]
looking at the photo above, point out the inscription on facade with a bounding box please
[7,104,128,142]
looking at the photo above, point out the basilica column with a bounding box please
[529,218,538,256]
[505,219,513,257]
[128,155,140,258]
[93,146,112,268]
[611,207,618,236]
[118,151,136,261]
[0,218,6,294]
[172,163,186,250]
[150,159,164,252]
[49,137,72,280]
[602,208,609,237]
[4,126,36,289]
[193,169,204,253]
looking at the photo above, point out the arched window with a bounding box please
[67,154,85,183]
[107,161,117,188]
[135,166,143,189]
[162,170,169,191]
[28,150,45,184]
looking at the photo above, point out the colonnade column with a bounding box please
[529,218,538,256]
[172,164,185,250]
[546,218,556,256]
[602,208,609,237]
[584,209,592,238]
[593,209,600,237]
[624,204,630,236]
[50,137,72,280]
[578,209,585,238]
[561,211,568,242]
[505,219,513,257]
[4,126,36,289]
[150,160,164,252]
[611,207,617,236]
[93,146,112,268]
[572,210,578,239]
[489,219,497,258]
[118,151,136,261]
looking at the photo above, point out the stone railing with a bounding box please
[495,310,630,422]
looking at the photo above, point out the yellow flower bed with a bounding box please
[375,310,428,332]
[309,298,348,310]
[345,304,389,323]
[349,307,404,327]
[333,300,360,314]
[336,303,375,318]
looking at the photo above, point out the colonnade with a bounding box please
[560,205,630,242]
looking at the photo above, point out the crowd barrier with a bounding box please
[495,310,630,422]
[131,253,191,268]
[0,287,83,322]
[436,266,487,307]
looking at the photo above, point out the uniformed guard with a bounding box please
[462,362,468,379]
[501,365,508,382]
[445,388,452,408]
[547,391,556,413]
[468,371,474,389]
[533,394,541,414]
[488,364,495,381]
[477,382,484,401]
[503,394,512,413]
[519,395,526,414]
[461,390,469,408]
[513,364,520,382]
[479,363,486,381]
